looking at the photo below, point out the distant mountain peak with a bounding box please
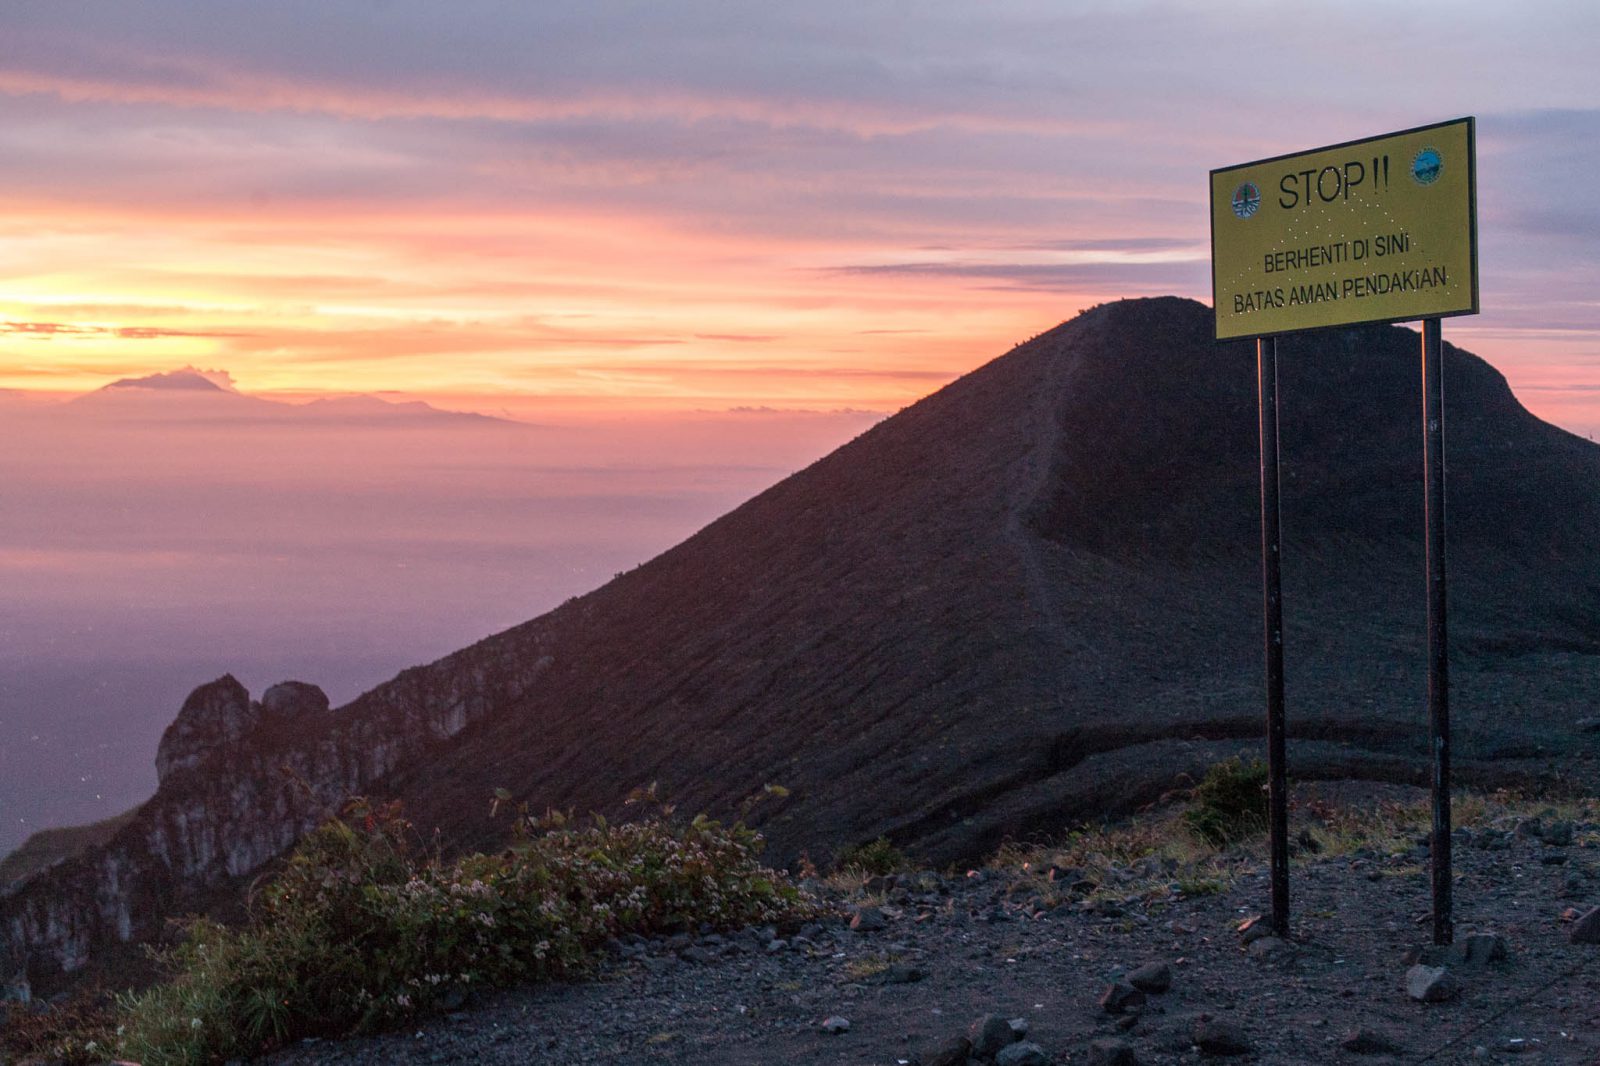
[69,370,520,426]
[295,394,517,426]
[101,366,238,393]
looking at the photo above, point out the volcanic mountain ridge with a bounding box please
[4,296,1598,992]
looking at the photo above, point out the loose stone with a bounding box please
[850,906,888,932]
[1247,936,1297,963]
[995,1042,1049,1066]
[1461,932,1508,966]
[920,1035,972,1066]
[1405,964,1460,1003]
[1099,982,1146,1015]
[970,1013,1015,1058]
[884,963,925,984]
[1570,906,1600,945]
[1193,1017,1251,1056]
[1236,916,1273,945]
[1087,1036,1139,1065]
[1341,1027,1404,1055]
[1128,960,1172,993]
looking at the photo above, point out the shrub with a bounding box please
[1183,757,1270,846]
[117,798,811,1066]
[834,836,907,877]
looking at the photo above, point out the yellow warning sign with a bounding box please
[1211,118,1477,340]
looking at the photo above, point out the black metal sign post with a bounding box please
[1214,118,1478,946]
[1257,336,1290,936]
[1422,317,1452,945]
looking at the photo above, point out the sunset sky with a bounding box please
[3,2,1599,433]
[4,2,1600,851]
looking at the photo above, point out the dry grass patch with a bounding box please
[989,805,1239,906]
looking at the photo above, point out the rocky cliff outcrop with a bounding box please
[152,677,337,785]
[152,675,257,783]
[1,641,552,989]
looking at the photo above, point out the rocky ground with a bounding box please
[262,784,1600,1066]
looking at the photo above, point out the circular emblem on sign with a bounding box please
[1231,182,1261,219]
[1412,146,1443,186]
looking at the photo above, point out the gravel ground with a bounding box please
[267,786,1600,1066]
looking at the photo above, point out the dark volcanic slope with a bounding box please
[391,297,1600,864]
[8,297,1599,990]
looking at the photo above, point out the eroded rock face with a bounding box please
[1,639,550,991]
[261,681,331,720]
[256,682,333,748]
[153,675,256,783]
[152,677,335,787]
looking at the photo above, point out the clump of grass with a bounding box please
[116,795,812,1066]
[1183,757,1269,846]
[1453,790,1491,828]
[1172,874,1228,897]
[1467,788,1600,831]
[1295,787,1600,858]
[993,813,1187,875]
[834,836,908,878]
[842,955,893,981]
[988,779,1600,921]
[1297,795,1429,857]
[992,806,1235,906]
[1380,863,1427,878]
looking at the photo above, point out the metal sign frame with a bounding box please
[1214,119,1476,946]
[1210,117,1478,341]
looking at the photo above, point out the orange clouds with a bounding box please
[2,7,1597,436]
[0,182,1083,412]
[0,64,1125,141]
